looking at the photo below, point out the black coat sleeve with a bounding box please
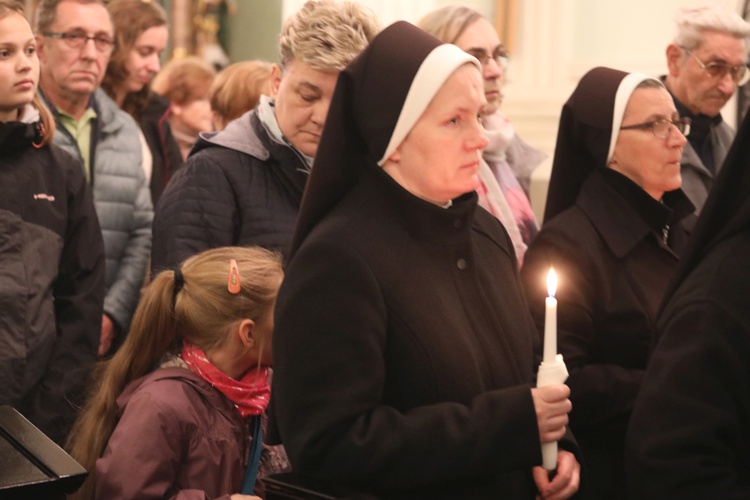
[151,152,238,274]
[626,300,750,499]
[24,149,105,445]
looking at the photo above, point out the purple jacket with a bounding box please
[96,367,248,500]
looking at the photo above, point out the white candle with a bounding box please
[538,268,567,470]
[543,268,557,363]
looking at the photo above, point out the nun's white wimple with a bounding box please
[378,44,480,166]
[608,73,662,163]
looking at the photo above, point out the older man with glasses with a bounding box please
[664,3,750,230]
[35,0,153,357]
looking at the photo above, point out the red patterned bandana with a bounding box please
[181,342,271,418]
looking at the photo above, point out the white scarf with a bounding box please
[482,111,515,163]
[19,104,40,124]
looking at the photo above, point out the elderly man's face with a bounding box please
[37,0,113,101]
[270,59,339,158]
[670,30,746,117]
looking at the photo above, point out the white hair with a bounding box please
[673,3,750,50]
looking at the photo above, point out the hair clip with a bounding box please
[228,259,241,294]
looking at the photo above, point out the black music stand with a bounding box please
[0,406,87,499]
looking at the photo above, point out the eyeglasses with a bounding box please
[43,30,115,54]
[620,115,691,139]
[465,46,509,69]
[681,47,750,86]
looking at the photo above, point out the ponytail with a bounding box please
[66,270,181,500]
[66,246,282,500]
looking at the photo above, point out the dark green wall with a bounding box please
[225,1,283,64]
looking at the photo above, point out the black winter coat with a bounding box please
[626,230,750,499]
[273,166,579,499]
[151,110,308,273]
[0,119,105,444]
[521,168,692,499]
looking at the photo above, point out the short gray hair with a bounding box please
[34,0,106,34]
[673,3,750,50]
[278,0,380,71]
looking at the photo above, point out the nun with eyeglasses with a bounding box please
[626,74,750,499]
[520,67,694,499]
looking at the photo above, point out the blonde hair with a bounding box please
[151,56,216,105]
[278,0,380,71]
[66,246,283,500]
[417,5,483,45]
[209,60,272,130]
[1,0,56,144]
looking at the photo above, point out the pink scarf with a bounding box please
[181,342,271,418]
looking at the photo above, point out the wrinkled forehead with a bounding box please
[52,1,113,35]
[453,17,501,53]
[693,29,747,62]
[623,86,675,120]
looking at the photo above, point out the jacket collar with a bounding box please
[116,366,240,420]
[577,169,692,258]
[39,87,126,138]
[192,110,309,204]
[357,165,478,248]
[0,120,41,150]
[194,107,268,159]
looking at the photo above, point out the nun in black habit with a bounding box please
[271,21,581,499]
[625,88,750,499]
[520,67,694,499]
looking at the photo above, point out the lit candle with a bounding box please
[538,267,567,470]
[543,268,557,363]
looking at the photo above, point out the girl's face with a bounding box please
[172,96,214,135]
[121,24,168,95]
[0,11,39,121]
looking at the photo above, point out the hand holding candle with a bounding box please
[537,268,569,470]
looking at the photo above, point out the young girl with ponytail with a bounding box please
[67,246,285,500]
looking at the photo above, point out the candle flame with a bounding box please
[547,268,557,298]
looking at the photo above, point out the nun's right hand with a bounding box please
[530,384,571,443]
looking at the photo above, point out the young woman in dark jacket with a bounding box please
[0,0,105,445]
[66,247,284,500]
[101,0,183,206]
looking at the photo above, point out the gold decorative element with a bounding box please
[494,0,518,53]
